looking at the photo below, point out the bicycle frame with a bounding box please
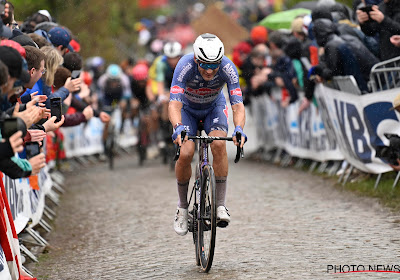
[174,130,243,271]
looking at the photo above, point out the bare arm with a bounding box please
[169,100,183,126]
[232,103,245,129]
[232,103,246,147]
[169,100,184,145]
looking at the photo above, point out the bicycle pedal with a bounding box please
[217,221,228,228]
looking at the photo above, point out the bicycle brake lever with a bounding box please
[173,130,187,161]
[234,131,243,163]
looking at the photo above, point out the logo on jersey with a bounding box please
[222,64,239,84]
[177,63,193,82]
[170,85,184,94]
[230,88,242,97]
[186,87,220,96]
[223,105,228,120]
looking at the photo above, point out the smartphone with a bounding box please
[71,70,81,80]
[2,118,18,139]
[50,97,62,122]
[25,142,40,159]
[359,5,373,13]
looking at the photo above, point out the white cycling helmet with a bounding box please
[163,41,182,58]
[193,33,224,63]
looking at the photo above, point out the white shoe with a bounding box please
[217,206,230,227]
[174,207,188,236]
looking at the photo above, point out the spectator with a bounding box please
[357,0,400,61]
[312,18,378,93]
[0,60,8,93]
[22,46,46,90]
[390,34,400,47]
[268,31,298,106]
[11,34,38,48]
[0,20,12,39]
[27,33,52,48]
[63,52,82,72]
[22,46,80,109]
[241,43,272,152]
[48,26,74,56]
[0,46,30,97]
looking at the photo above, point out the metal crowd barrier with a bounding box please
[368,56,400,92]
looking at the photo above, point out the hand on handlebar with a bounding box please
[172,125,187,146]
[232,126,247,148]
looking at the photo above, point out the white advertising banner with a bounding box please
[314,84,400,174]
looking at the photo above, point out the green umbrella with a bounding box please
[259,8,311,30]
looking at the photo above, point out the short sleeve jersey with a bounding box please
[169,53,243,109]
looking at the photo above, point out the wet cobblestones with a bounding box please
[30,155,400,279]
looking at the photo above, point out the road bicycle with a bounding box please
[104,104,122,170]
[174,124,243,272]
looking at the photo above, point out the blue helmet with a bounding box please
[106,64,122,78]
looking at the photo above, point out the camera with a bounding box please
[375,133,400,165]
[1,117,27,139]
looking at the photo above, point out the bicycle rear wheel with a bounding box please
[106,126,115,170]
[198,164,216,272]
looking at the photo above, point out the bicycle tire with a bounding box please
[198,164,216,272]
[192,204,200,266]
[107,125,115,170]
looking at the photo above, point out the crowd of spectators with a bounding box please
[0,2,117,180]
[228,0,400,152]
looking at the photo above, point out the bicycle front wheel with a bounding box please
[198,164,216,272]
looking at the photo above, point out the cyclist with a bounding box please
[130,63,157,164]
[97,64,132,153]
[152,41,183,157]
[170,33,247,236]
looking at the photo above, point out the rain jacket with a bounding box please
[360,0,400,61]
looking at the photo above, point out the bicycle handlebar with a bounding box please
[174,130,244,163]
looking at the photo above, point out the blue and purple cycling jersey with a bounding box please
[170,53,243,136]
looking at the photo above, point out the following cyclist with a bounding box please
[130,63,158,165]
[150,41,183,160]
[97,64,132,154]
[169,33,247,236]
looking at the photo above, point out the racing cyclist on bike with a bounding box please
[169,33,247,236]
[97,64,132,154]
[153,41,183,159]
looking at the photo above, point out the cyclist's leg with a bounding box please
[174,107,197,235]
[205,103,230,222]
[175,107,197,208]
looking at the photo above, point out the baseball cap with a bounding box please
[390,93,400,111]
[0,21,12,39]
[0,40,26,58]
[48,27,74,52]
[0,46,31,84]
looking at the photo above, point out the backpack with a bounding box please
[104,77,123,100]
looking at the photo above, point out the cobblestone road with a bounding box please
[30,153,400,280]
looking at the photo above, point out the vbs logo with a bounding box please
[230,88,242,97]
[170,85,184,94]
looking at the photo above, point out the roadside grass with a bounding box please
[269,155,400,213]
[339,171,400,212]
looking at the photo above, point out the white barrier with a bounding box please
[61,114,138,158]
[315,84,400,174]
[258,92,343,162]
